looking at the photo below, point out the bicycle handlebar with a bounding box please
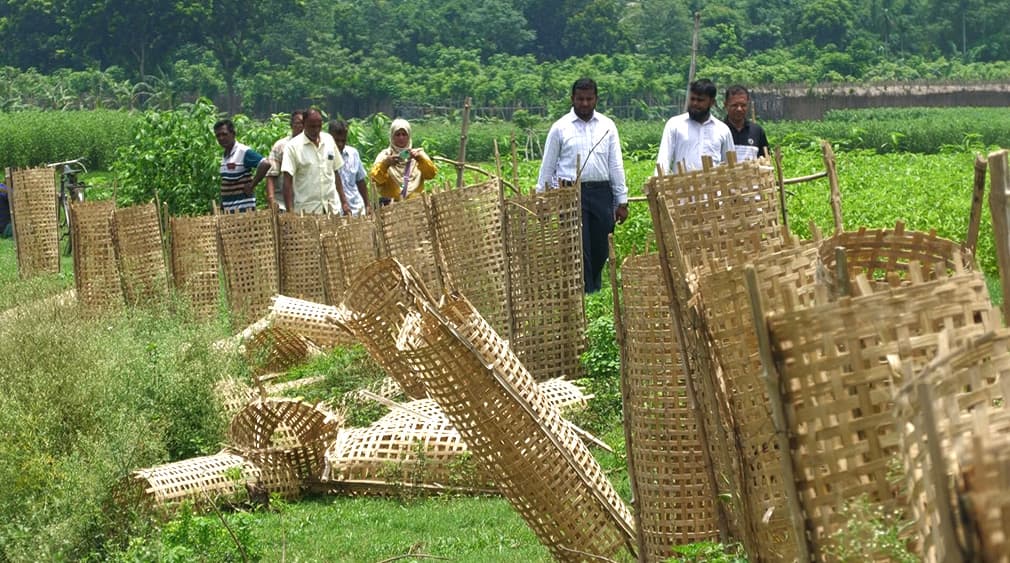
[44,158,88,174]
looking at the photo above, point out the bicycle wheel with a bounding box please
[61,193,74,256]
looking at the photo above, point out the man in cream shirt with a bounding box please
[282,108,350,214]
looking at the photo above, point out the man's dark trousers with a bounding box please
[580,181,614,293]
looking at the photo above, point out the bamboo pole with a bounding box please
[917,383,967,563]
[684,12,700,112]
[510,132,520,193]
[821,140,843,234]
[607,236,647,562]
[494,139,514,343]
[744,266,812,562]
[966,154,987,256]
[456,97,472,189]
[987,149,1010,324]
[773,146,789,229]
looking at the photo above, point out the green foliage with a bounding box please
[824,496,916,562]
[107,503,264,562]
[0,109,136,169]
[574,298,624,434]
[667,541,748,562]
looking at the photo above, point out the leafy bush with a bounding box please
[107,504,264,562]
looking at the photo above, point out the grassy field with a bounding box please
[0,142,999,560]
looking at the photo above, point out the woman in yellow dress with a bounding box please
[370,118,437,205]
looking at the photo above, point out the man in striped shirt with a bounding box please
[214,119,270,212]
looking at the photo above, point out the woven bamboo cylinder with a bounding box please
[618,252,719,560]
[430,180,509,335]
[277,213,325,303]
[376,195,443,296]
[693,238,825,561]
[244,324,322,375]
[894,329,1010,562]
[504,188,586,380]
[390,287,635,560]
[319,214,379,304]
[114,202,167,304]
[169,214,220,318]
[132,451,283,510]
[70,200,122,310]
[958,428,1010,561]
[331,258,433,399]
[644,157,785,270]
[217,210,278,327]
[820,222,974,294]
[764,270,995,558]
[269,295,355,350]
[227,398,342,484]
[9,166,59,277]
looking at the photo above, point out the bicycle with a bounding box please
[45,158,88,256]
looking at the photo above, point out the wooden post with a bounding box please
[773,146,789,229]
[821,140,843,234]
[744,266,812,562]
[987,149,1010,324]
[966,154,987,257]
[684,12,700,112]
[510,132,520,194]
[608,236,646,562]
[494,139,514,343]
[456,97,472,189]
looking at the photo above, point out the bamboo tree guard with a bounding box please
[169,214,220,319]
[9,166,59,277]
[70,200,122,310]
[398,294,636,561]
[615,251,719,560]
[818,222,974,294]
[694,237,826,562]
[113,202,168,304]
[429,180,509,335]
[269,295,355,350]
[244,324,322,375]
[323,398,494,492]
[319,214,379,304]
[217,210,279,327]
[376,194,443,296]
[504,188,586,381]
[957,420,1010,560]
[276,213,325,303]
[754,269,995,559]
[893,328,1010,563]
[331,258,433,399]
[227,398,342,484]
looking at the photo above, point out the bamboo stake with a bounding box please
[773,146,789,229]
[510,132,520,193]
[821,140,843,234]
[966,154,987,257]
[917,383,967,563]
[684,12,700,112]
[456,97,472,189]
[987,149,1010,324]
[494,139,514,344]
[607,236,647,562]
[744,266,812,562]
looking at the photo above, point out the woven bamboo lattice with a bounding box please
[764,269,995,558]
[227,398,342,484]
[132,451,297,510]
[244,324,322,375]
[113,202,167,304]
[644,157,785,270]
[169,214,220,318]
[319,215,379,304]
[647,189,749,548]
[331,258,433,399]
[10,167,59,276]
[430,180,509,334]
[218,210,279,327]
[894,329,1010,562]
[70,200,122,310]
[324,399,493,491]
[958,423,1010,561]
[618,252,719,560]
[341,257,635,561]
[277,213,325,303]
[376,195,443,296]
[692,237,825,561]
[505,188,586,381]
[819,222,974,294]
[269,295,355,350]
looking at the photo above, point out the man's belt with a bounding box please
[560,180,610,189]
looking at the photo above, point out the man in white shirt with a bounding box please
[328,119,369,216]
[265,109,304,211]
[536,77,629,293]
[281,109,350,215]
[656,79,734,175]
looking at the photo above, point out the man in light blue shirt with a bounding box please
[329,119,369,216]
